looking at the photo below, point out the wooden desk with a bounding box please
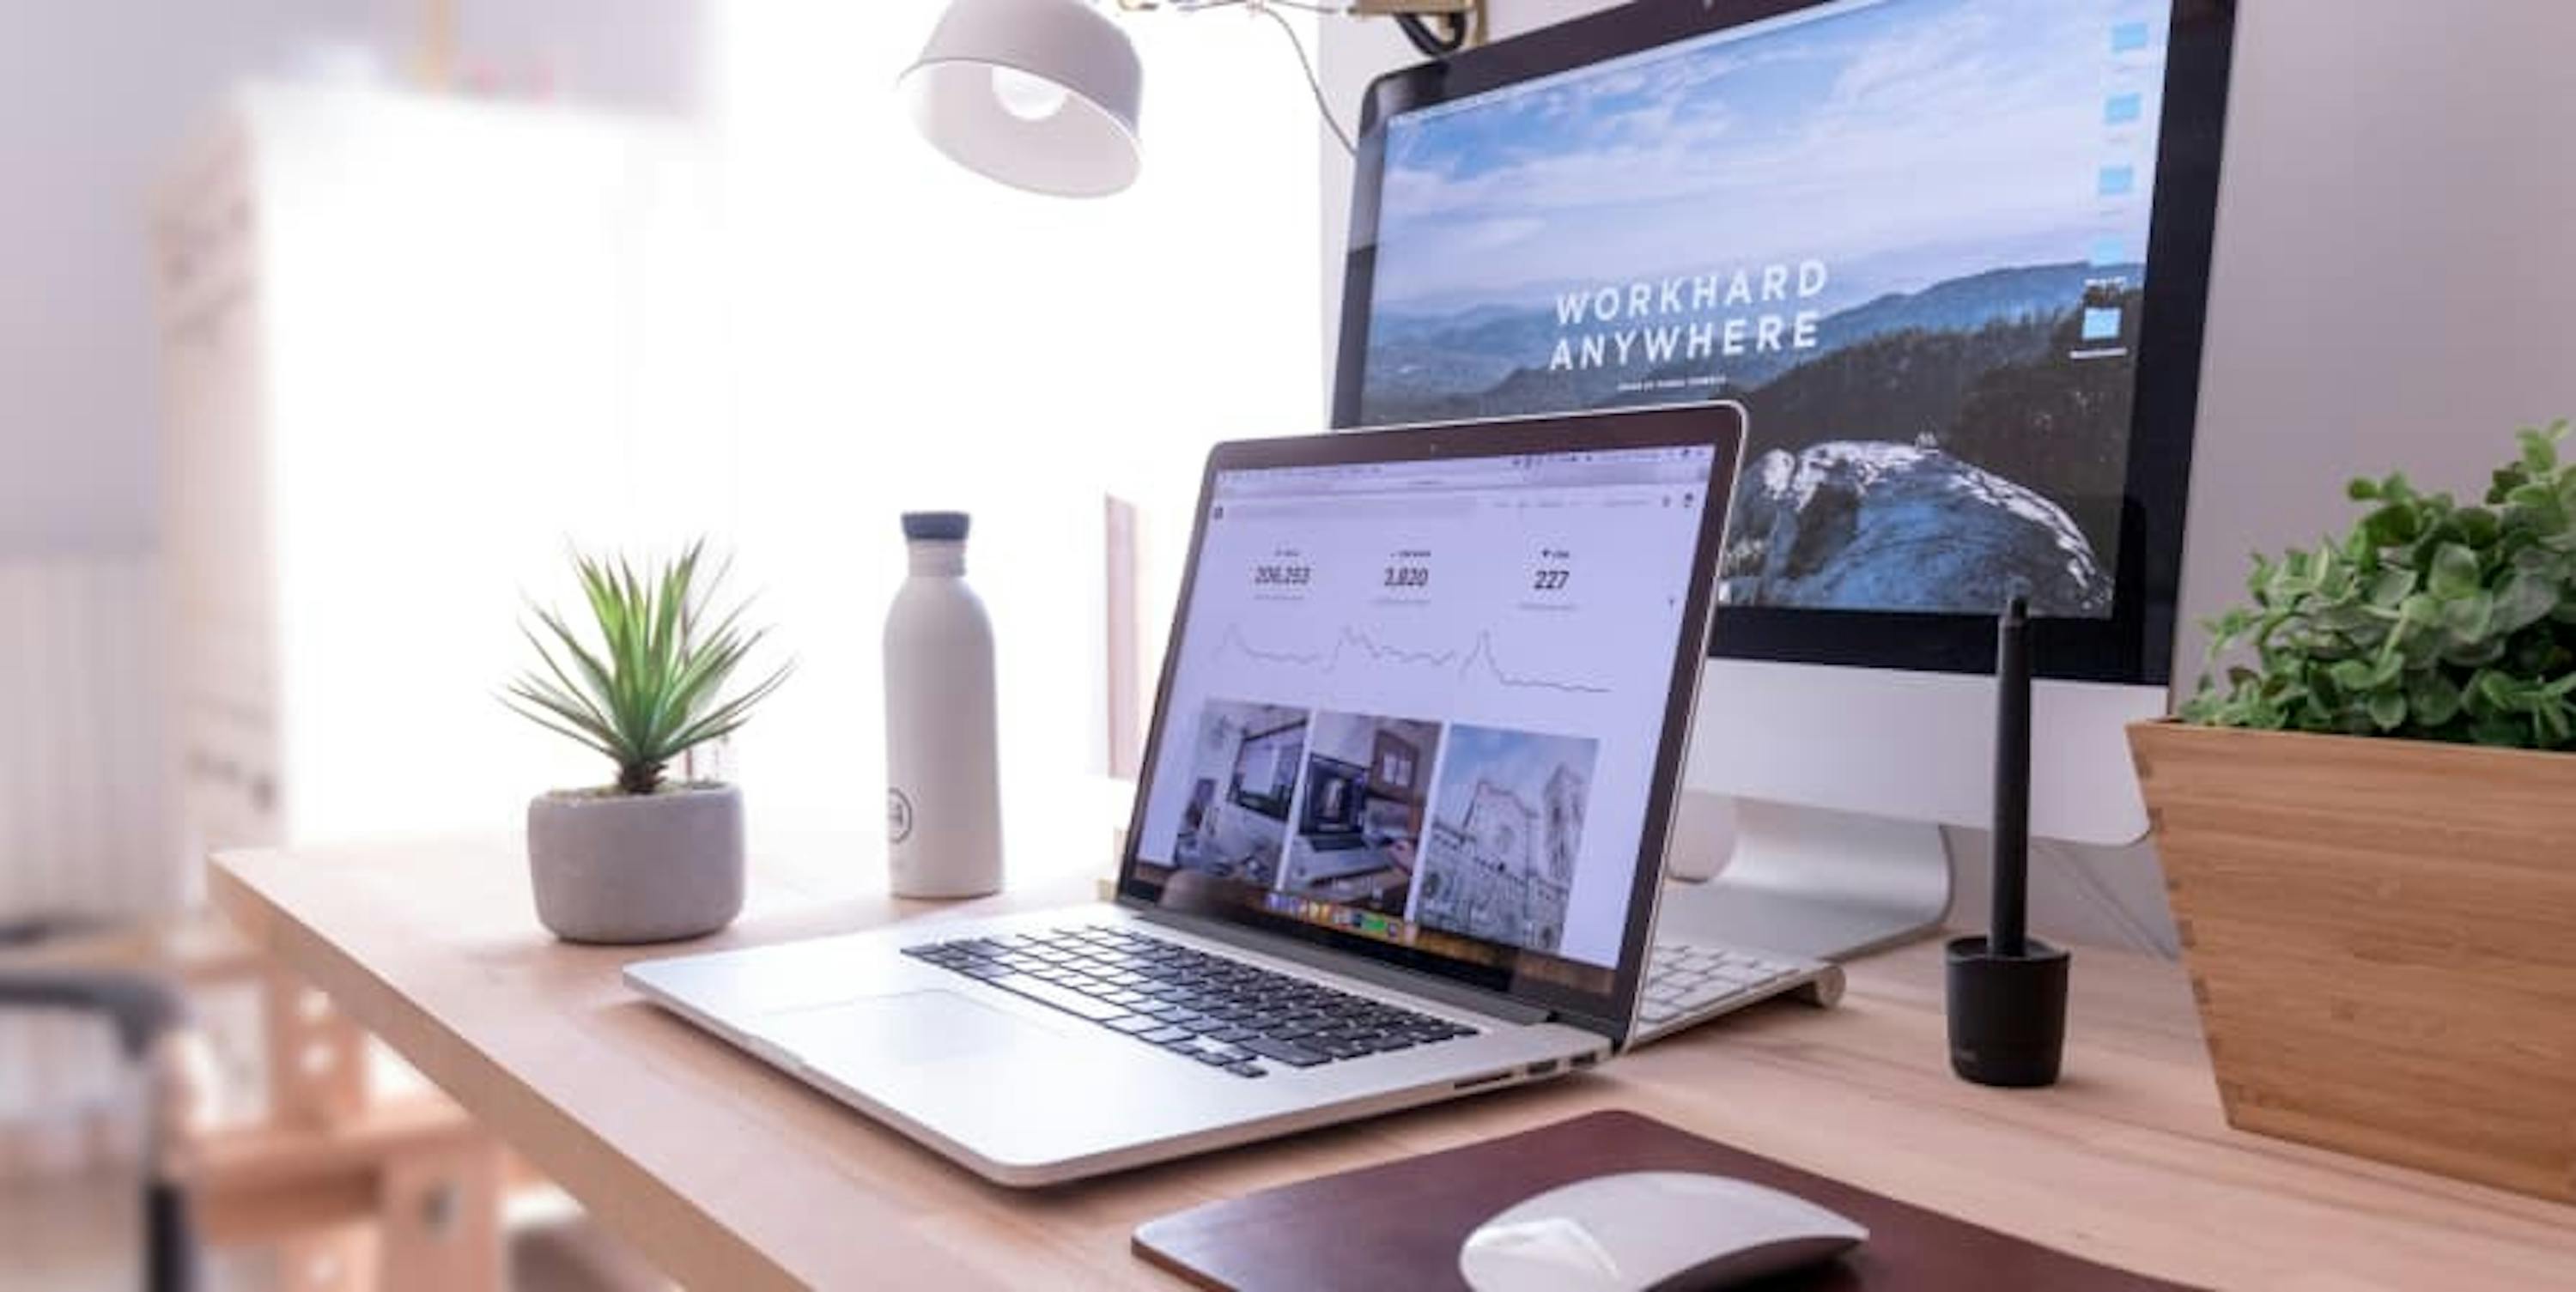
[210,837,2576,1291]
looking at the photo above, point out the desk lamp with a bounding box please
[903,0,1487,197]
[902,0,1145,197]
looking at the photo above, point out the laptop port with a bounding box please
[1571,1052,1600,1069]
[1452,1070,1515,1091]
[1525,1059,1559,1077]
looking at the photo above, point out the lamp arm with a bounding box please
[1352,0,1487,54]
[1395,12,1467,56]
[1144,0,1489,55]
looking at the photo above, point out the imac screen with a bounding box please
[1355,0,2176,620]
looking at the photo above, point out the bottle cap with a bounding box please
[901,512,970,543]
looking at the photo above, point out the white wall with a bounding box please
[0,0,698,555]
[1319,0,2576,955]
[2178,0,2576,670]
[0,3,702,924]
[704,3,1322,860]
[8,0,1321,899]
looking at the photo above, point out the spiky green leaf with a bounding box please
[502,541,793,790]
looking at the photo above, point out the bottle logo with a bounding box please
[887,788,914,844]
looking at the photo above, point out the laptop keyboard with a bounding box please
[902,925,1478,1078]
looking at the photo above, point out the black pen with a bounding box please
[1991,594,2031,960]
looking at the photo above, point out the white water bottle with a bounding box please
[884,512,1003,898]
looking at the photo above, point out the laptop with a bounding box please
[627,403,1838,1186]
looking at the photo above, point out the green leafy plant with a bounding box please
[505,542,792,794]
[2182,420,2576,748]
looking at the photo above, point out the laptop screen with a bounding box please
[1125,433,1726,1010]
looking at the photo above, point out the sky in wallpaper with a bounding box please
[1370,0,2167,316]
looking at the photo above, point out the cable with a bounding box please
[1166,0,1365,154]
[1254,3,1357,155]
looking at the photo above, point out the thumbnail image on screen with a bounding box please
[1412,724,1600,957]
[1358,0,2172,619]
[1279,710,1443,916]
[1169,700,1310,887]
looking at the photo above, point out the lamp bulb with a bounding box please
[990,65,1071,121]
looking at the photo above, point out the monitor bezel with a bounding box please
[1329,0,2237,688]
[1115,404,1747,1043]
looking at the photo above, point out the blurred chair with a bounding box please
[0,917,197,1292]
[0,915,510,1292]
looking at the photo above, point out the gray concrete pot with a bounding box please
[526,783,744,943]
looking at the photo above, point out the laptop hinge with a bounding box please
[1130,907,1554,1028]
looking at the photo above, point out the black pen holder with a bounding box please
[1944,936,2070,1088]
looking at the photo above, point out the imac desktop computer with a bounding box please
[1334,0,2236,960]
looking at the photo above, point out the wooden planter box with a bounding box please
[2128,720,2576,1204]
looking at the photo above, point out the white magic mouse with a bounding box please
[1459,1171,1868,1292]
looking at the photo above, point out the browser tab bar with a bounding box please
[1215,444,1712,500]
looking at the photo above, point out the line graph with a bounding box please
[1215,622,1612,695]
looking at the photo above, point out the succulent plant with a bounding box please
[505,542,791,793]
[2183,421,2576,748]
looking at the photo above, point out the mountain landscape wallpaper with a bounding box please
[1358,0,2167,616]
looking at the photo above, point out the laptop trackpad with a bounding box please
[757,991,1050,1069]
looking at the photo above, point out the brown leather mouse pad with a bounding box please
[1133,1110,2196,1291]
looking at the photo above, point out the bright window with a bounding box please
[708,4,1324,839]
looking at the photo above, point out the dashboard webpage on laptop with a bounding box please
[1129,446,1716,996]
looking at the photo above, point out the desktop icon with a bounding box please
[2105,92,2143,126]
[2111,20,2151,54]
[2098,165,2136,198]
[2081,307,2123,343]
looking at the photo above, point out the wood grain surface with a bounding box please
[210,831,2576,1289]
[2132,720,2576,1204]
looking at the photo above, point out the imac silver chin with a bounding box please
[1652,658,2169,964]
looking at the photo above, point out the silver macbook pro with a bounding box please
[627,404,1820,1186]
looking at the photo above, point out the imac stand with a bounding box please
[1662,659,2162,963]
[1656,792,1953,963]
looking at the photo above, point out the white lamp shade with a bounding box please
[902,0,1145,198]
